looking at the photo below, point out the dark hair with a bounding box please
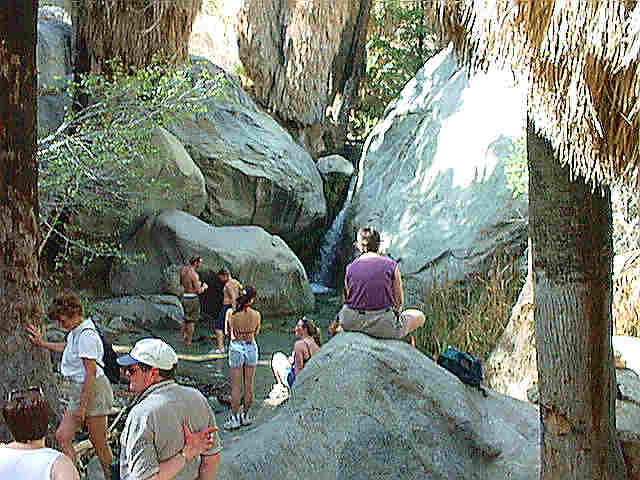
[300,316,322,346]
[2,388,52,442]
[158,365,177,380]
[48,292,83,320]
[357,226,380,253]
[216,267,230,276]
[234,286,256,313]
[189,256,202,266]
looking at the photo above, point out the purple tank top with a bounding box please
[345,255,397,310]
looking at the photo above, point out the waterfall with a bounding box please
[310,176,357,294]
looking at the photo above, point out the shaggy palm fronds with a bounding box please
[614,249,640,337]
[434,0,640,190]
[415,252,524,361]
[74,0,202,72]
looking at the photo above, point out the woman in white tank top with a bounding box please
[0,387,79,480]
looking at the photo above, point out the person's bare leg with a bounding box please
[214,329,225,352]
[403,309,426,336]
[56,410,82,466]
[230,367,243,415]
[184,322,194,346]
[86,415,113,480]
[243,365,256,412]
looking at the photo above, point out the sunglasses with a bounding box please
[124,365,149,376]
[8,386,43,402]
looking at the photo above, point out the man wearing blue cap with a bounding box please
[117,338,221,480]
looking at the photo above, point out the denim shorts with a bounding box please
[229,340,258,367]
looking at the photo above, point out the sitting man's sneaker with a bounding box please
[224,413,241,430]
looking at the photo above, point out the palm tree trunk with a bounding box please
[528,116,626,479]
[0,0,58,442]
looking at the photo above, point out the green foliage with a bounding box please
[504,136,528,198]
[38,57,227,265]
[353,0,440,138]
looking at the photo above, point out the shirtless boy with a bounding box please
[212,267,242,354]
[180,256,208,346]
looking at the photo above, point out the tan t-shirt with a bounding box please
[120,380,221,480]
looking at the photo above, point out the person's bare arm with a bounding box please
[146,425,218,480]
[225,308,233,339]
[198,453,220,480]
[392,265,404,312]
[51,454,80,480]
[293,341,305,375]
[342,276,350,305]
[26,324,65,352]
[254,312,261,336]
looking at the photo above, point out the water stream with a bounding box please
[310,176,356,294]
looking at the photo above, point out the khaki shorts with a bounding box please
[182,296,200,324]
[59,374,114,417]
[338,305,408,339]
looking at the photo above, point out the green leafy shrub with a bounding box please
[38,57,227,266]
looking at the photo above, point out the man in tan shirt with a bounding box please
[180,256,208,346]
[211,267,242,353]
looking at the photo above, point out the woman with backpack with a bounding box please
[27,293,114,480]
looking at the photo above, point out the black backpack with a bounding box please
[78,327,121,384]
[437,346,487,396]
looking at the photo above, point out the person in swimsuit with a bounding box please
[180,256,208,347]
[267,316,321,404]
[0,387,79,480]
[223,287,261,430]
[212,267,242,354]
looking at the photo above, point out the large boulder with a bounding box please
[486,273,536,400]
[316,153,355,223]
[218,332,540,479]
[351,45,528,285]
[110,209,314,316]
[236,0,367,155]
[72,127,208,241]
[170,59,327,242]
[92,295,183,330]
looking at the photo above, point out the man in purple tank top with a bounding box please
[334,226,425,339]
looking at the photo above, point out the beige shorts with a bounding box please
[182,296,200,324]
[338,305,408,339]
[59,374,114,417]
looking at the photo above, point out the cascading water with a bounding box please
[310,176,357,294]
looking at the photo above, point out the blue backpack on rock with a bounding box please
[437,346,487,397]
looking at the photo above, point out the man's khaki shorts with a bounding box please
[59,374,114,417]
[337,305,408,339]
[182,296,201,324]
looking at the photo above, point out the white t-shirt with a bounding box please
[0,445,63,480]
[60,318,105,383]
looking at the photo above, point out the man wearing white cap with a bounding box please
[117,338,221,480]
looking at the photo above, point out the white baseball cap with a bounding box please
[117,338,178,370]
